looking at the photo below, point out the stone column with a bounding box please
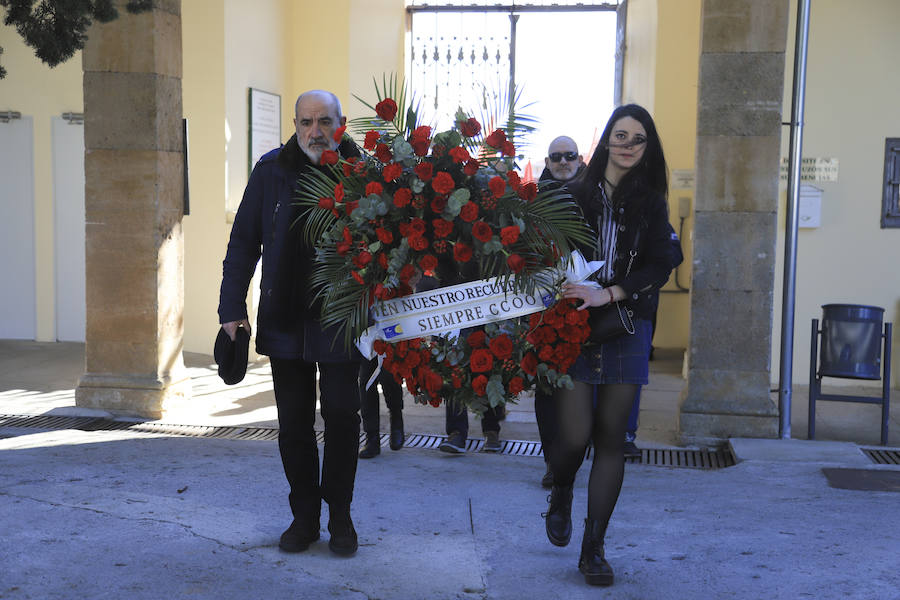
[76,1,190,418]
[678,0,789,446]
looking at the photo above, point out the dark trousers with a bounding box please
[534,387,556,463]
[359,358,404,435]
[270,358,360,520]
[445,401,503,437]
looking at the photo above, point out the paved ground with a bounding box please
[1,341,898,599]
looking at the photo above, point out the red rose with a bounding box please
[365,181,384,196]
[472,375,488,397]
[364,130,380,150]
[538,345,554,362]
[408,235,428,251]
[506,171,521,191]
[459,117,481,137]
[414,162,433,182]
[472,221,493,243]
[508,376,525,395]
[333,125,346,143]
[410,125,432,142]
[501,140,516,157]
[518,181,538,202]
[373,339,387,355]
[409,218,426,236]
[471,348,494,373]
[521,352,538,376]
[419,254,438,272]
[485,129,507,148]
[430,196,448,213]
[393,188,412,207]
[431,172,455,195]
[463,159,480,176]
[453,242,472,262]
[351,270,364,285]
[377,252,389,269]
[488,175,506,198]
[318,197,335,210]
[410,126,432,156]
[399,263,416,283]
[344,200,358,215]
[467,330,487,348]
[376,227,393,244]
[500,225,520,246]
[333,182,345,204]
[448,146,470,163]
[433,218,454,238]
[375,143,393,163]
[424,368,443,395]
[459,202,479,222]
[489,334,513,360]
[383,162,403,182]
[353,250,372,268]
[320,149,339,165]
[375,98,398,122]
[507,253,525,273]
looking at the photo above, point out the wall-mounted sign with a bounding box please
[671,169,695,189]
[799,184,823,228]
[249,88,281,176]
[780,157,839,183]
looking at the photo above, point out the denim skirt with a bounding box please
[569,318,653,385]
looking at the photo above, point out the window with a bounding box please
[883,138,900,228]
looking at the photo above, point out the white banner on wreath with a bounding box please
[356,250,603,359]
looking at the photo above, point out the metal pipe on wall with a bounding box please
[778,0,812,439]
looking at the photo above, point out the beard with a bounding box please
[298,135,337,164]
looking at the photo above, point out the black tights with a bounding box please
[549,381,638,526]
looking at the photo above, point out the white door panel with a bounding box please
[0,117,37,339]
[52,117,86,342]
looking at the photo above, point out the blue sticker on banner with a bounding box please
[541,292,556,308]
[382,324,403,339]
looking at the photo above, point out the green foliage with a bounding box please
[0,0,151,79]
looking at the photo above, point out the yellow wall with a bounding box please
[620,0,700,351]
[773,0,900,388]
[0,22,84,341]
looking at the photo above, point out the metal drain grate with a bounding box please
[862,448,900,465]
[1,414,735,469]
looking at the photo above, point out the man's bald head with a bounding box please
[544,136,583,182]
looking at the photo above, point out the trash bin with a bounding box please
[819,304,884,380]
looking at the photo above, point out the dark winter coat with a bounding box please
[218,134,360,361]
[566,177,683,321]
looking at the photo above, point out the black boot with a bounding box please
[279,518,320,553]
[389,411,404,451]
[327,505,358,556]
[543,483,573,546]
[358,434,380,459]
[578,518,614,586]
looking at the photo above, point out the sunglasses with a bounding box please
[549,151,578,163]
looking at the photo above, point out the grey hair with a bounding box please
[295,90,343,120]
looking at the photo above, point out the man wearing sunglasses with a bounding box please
[540,136,585,184]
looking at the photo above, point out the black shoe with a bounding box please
[482,430,502,453]
[623,440,641,459]
[543,483,573,546]
[327,506,358,556]
[279,519,320,553]
[541,464,554,489]
[439,431,467,454]
[579,518,614,586]
[359,435,380,459]
[389,412,404,450]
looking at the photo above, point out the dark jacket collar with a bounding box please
[276,133,360,174]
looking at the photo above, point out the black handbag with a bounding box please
[588,300,635,344]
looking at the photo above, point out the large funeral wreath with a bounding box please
[296,79,596,413]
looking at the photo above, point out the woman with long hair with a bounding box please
[543,104,682,586]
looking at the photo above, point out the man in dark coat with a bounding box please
[218,89,361,556]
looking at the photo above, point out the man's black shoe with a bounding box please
[359,435,380,459]
[439,431,467,454]
[279,519,319,553]
[327,507,358,556]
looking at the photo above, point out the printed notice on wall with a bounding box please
[249,88,281,176]
[671,169,695,189]
[780,157,839,183]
